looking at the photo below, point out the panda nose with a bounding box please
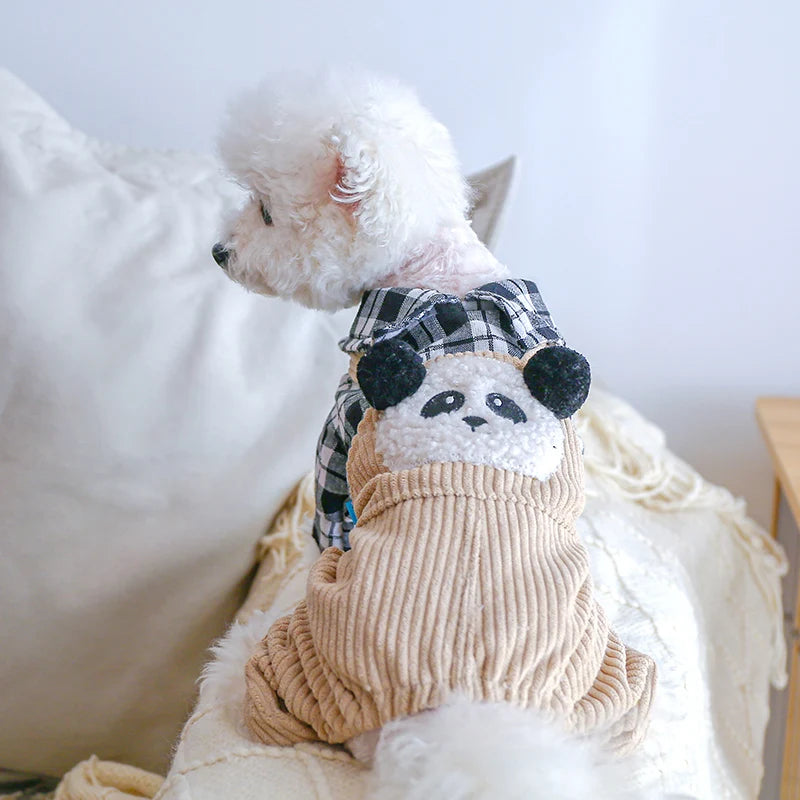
[463,416,487,431]
[212,242,230,269]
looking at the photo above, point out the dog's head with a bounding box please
[213,69,470,310]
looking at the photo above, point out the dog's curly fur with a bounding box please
[369,700,655,800]
[215,68,508,310]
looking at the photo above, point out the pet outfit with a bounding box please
[314,279,562,550]
[247,377,657,754]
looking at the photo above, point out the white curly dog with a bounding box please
[210,68,658,800]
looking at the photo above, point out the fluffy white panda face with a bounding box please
[374,355,565,480]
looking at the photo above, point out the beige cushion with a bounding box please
[0,69,351,776]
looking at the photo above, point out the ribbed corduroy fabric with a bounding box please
[245,408,656,755]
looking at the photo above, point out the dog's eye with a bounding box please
[260,201,273,226]
[420,391,465,418]
[485,393,527,424]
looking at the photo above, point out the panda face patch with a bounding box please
[374,355,565,480]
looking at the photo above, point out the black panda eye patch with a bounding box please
[260,200,273,226]
[485,393,527,424]
[420,390,465,418]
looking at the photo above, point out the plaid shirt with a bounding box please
[313,279,563,550]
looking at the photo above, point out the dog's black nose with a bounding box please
[463,416,488,431]
[212,243,230,269]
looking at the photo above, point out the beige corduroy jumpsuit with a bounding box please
[245,404,656,755]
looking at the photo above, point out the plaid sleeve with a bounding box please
[313,373,369,551]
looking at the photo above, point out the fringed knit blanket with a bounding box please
[44,386,787,800]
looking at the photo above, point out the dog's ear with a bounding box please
[324,95,469,252]
[523,346,591,419]
[327,129,374,211]
[357,340,426,410]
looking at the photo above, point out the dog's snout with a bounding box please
[212,242,230,269]
[463,416,488,431]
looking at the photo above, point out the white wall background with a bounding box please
[3,0,798,526]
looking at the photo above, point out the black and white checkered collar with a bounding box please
[339,279,563,360]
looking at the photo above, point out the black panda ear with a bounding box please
[523,346,591,419]
[357,340,426,410]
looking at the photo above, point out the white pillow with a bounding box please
[0,69,352,777]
